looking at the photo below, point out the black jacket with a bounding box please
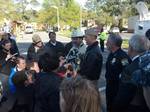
[34,72,61,112]
[105,48,131,112]
[0,49,16,75]
[0,49,7,66]
[64,41,72,56]
[112,57,150,112]
[9,38,19,56]
[27,43,45,61]
[105,48,131,81]
[79,41,103,80]
[45,41,65,57]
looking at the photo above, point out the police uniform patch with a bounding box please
[111,58,116,64]
[121,59,129,66]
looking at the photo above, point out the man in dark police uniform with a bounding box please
[105,33,131,112]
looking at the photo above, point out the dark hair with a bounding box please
[12,70,27,87]
[60,76,101,112]
[109,33,122,47]
[1,39,11,45]
[48,32,56,37]
[12,70,35,87]
[145,29,150,41]
[7,33,11,38]
[16,56,25,64]
[26,60,37,70]
[1,33,9,40]
[38,52,59,72]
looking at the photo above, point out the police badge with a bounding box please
[111,58,116,64]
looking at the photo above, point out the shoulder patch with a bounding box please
[111,58,116,64]
[121,58,129,66]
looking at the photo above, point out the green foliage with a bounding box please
[37,8,57,25]
[14,0,39,21]
[1,0,150,31]
[84,0,150,27]
[37,0,80,29]
[61,1,80,28]
[0,0,17,20]
[84,0,114,26]
[0,0,40,23]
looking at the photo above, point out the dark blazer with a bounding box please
[64,41,72,56]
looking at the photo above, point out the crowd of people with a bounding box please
[0,27,149,112]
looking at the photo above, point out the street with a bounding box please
[17,31,71,55]
[17,31,132,55]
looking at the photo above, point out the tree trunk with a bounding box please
[118,18,123,32]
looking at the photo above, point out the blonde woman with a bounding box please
[60,76,101,112]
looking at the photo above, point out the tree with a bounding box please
[0,0,17,20]
[37,0,81,29]
[84,0,150,29]
[61,0,80,29]
[84,0,113,26]
[37,8,57,26]
[37,0,62,26]
[15,0,40,21]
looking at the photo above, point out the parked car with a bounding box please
[46,27,53,33]
[25,26,34,34]
[109,27,120,33]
